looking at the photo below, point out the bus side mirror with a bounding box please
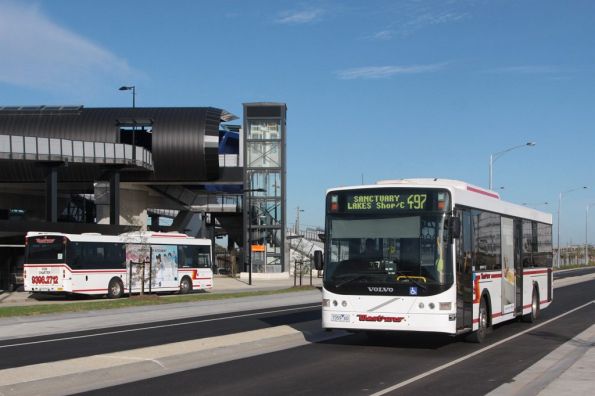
[449,217,461,239]
[313,250,324,271]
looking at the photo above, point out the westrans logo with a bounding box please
[357,314,405,323]
[368,286,394,293]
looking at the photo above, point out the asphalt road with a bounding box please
[0,303,321,370]
[74,274,595,396]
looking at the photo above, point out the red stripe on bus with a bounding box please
[72,289,108,293]
[24,264,66,267]
[466,186,500,199]
[523,269,548,275]
[492,312,503,318]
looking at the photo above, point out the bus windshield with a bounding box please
[26,236,66,264]
[324,214,453,295]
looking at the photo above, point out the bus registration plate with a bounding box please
[331,313,350,323]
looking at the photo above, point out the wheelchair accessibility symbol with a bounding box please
[409,286,418,296]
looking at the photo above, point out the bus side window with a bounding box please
[67,243,82,269]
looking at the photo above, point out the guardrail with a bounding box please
[0,134,154,170]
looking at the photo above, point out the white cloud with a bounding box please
[0,2,135,93]
[336,63,447,80]
[367,30,394,41]
[276,9,323,24]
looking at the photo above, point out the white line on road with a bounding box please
[0,304,321,349]
[370,300,595,396]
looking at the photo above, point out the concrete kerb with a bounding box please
[0,324,346,396]
[487,323,595,396]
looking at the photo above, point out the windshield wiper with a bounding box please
[335,274,370,288]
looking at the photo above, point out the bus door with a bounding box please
[514,219,523,315]
[456,210,473,330]
[501,217,516,315]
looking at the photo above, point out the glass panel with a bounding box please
[248,119,281,139]
[249,171,281,197]
[247,142,281,168]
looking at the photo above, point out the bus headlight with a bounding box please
[332,300,338,307]
[439,302,452,311]
[322,299,330,307]
[428,302,435,310]
[341,300,348,307]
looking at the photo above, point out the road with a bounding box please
[1,268,593,395]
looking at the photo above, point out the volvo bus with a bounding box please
[24,231,213,298]
[314,179,553,342]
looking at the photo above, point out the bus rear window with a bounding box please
[26,236,66,264]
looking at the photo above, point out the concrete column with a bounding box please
[109,171,120,225]
[45,166,58,222]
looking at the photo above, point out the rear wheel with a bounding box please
[107,278,124,299]
[523,287,540,323]
[466,297,488,343]
[179,277,192,294]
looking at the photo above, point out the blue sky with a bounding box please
[1,0,594,246]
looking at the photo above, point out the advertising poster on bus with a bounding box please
[151,245,178,288]
[126,243,150,291]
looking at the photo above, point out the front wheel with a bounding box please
[179,277,192,294]
[466,297,489,343]
[107,278,124,299]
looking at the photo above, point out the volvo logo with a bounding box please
[368,286,394,293]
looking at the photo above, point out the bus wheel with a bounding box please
[523,287,540,323]
[179,277,192,294]
[107,278,124,299]
[466,297,489,343]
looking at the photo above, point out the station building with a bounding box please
[0,103,287,290]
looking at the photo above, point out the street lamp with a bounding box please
[557,186,588,267]
[244,187,266,285]
[118,85,137,160]
[489,142,536,190]
[118,85,136,108]
[586,203,595,266]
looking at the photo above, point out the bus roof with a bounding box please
[326,178,552,224]
[25,231,211,245]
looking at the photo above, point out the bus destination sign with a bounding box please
[330,189,449,213]
[346,193,427,211]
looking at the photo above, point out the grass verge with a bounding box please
[0,286,317,318]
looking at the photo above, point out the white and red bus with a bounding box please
[24,231,213,298]
[314,179,553,342]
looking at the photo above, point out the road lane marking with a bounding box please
[0,304,321,349]
[370,300,595,396]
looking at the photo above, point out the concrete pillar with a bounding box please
[45,166,58,222]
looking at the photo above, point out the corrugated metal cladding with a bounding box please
[0,107,234,182]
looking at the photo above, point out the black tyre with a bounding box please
[466,297,489,343]
[107,278,124,299]
[179,277,192,294]
[523,287,540,323]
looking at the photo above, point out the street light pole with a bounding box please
[557,186,588,267]
[118,85,136,159]
[295,206,304,234]
[586,203,595,266]
[488,142,536,190]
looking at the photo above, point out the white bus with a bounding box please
[313,179,553,342]
[24,231,213,298]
